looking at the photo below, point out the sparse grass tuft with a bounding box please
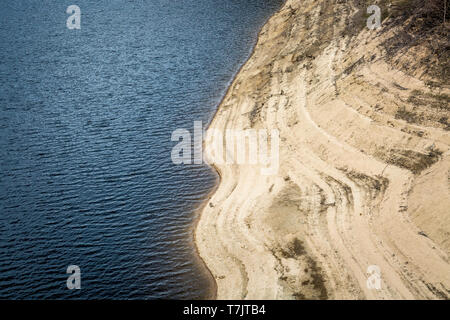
[395,107,418,123]
[280,238,306,258]
[384,148,443,174]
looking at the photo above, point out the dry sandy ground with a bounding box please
[195,0,450,299]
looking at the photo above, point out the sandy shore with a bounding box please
[196,0,450,299]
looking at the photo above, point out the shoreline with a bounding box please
[190,170,219,300]
[192,1,286,300]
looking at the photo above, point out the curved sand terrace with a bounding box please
[196,0,450,299]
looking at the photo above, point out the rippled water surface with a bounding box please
[0,0,282,299]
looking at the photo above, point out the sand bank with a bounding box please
[195,0,450,299]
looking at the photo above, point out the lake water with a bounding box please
[0,0,282,299]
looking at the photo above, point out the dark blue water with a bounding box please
[0,0,282,299]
